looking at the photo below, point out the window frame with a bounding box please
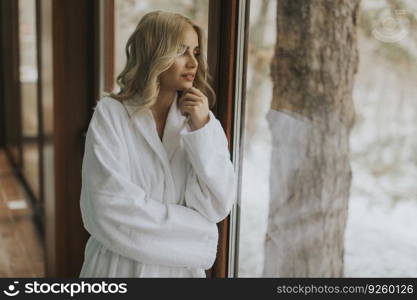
[207,0,250,278]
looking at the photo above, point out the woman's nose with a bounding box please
[186,53,198,68]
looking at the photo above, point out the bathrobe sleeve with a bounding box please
[80,101,218,270]
[181,111,237,223]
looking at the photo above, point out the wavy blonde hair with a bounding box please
[108,10,216,112]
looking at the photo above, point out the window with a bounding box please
[234,0,417,277]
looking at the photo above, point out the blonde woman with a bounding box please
[79,11,236,277]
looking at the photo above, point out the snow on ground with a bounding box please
[238,138,270,277]
[344,182,417,277]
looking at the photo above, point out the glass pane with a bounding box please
[113,0,209,94]
[345,0,417,277]
[18,0,40,199]
[236,0,417,277]
[237,0,276,277]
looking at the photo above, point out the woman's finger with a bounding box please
[189,87,204,97]
[182,106,199,112]
[181,93,202,103]
[182,104,199,110]
[182,102,197,107]
[187,88,208,105]
[181,99,199,105]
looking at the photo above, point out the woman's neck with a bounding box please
[152,89,177,118]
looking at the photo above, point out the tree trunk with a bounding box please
[263,0,360,277]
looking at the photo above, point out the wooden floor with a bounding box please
[0,150,45,277]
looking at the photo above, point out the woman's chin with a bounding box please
[178,83,193,91]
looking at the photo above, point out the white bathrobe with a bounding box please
[78,93,236,278]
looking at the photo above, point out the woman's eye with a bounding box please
[178,46,187,55]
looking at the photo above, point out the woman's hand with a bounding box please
[179,87,210,131]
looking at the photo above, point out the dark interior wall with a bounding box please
[0,0,22,163]
[0,24,4,147]
[47,0,99,277]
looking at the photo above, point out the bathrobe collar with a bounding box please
[122,92,188,168]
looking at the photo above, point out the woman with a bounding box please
[79,10,236,277]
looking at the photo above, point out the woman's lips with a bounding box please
[182,74,195,81]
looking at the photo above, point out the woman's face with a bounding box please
[159,24,200,92]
